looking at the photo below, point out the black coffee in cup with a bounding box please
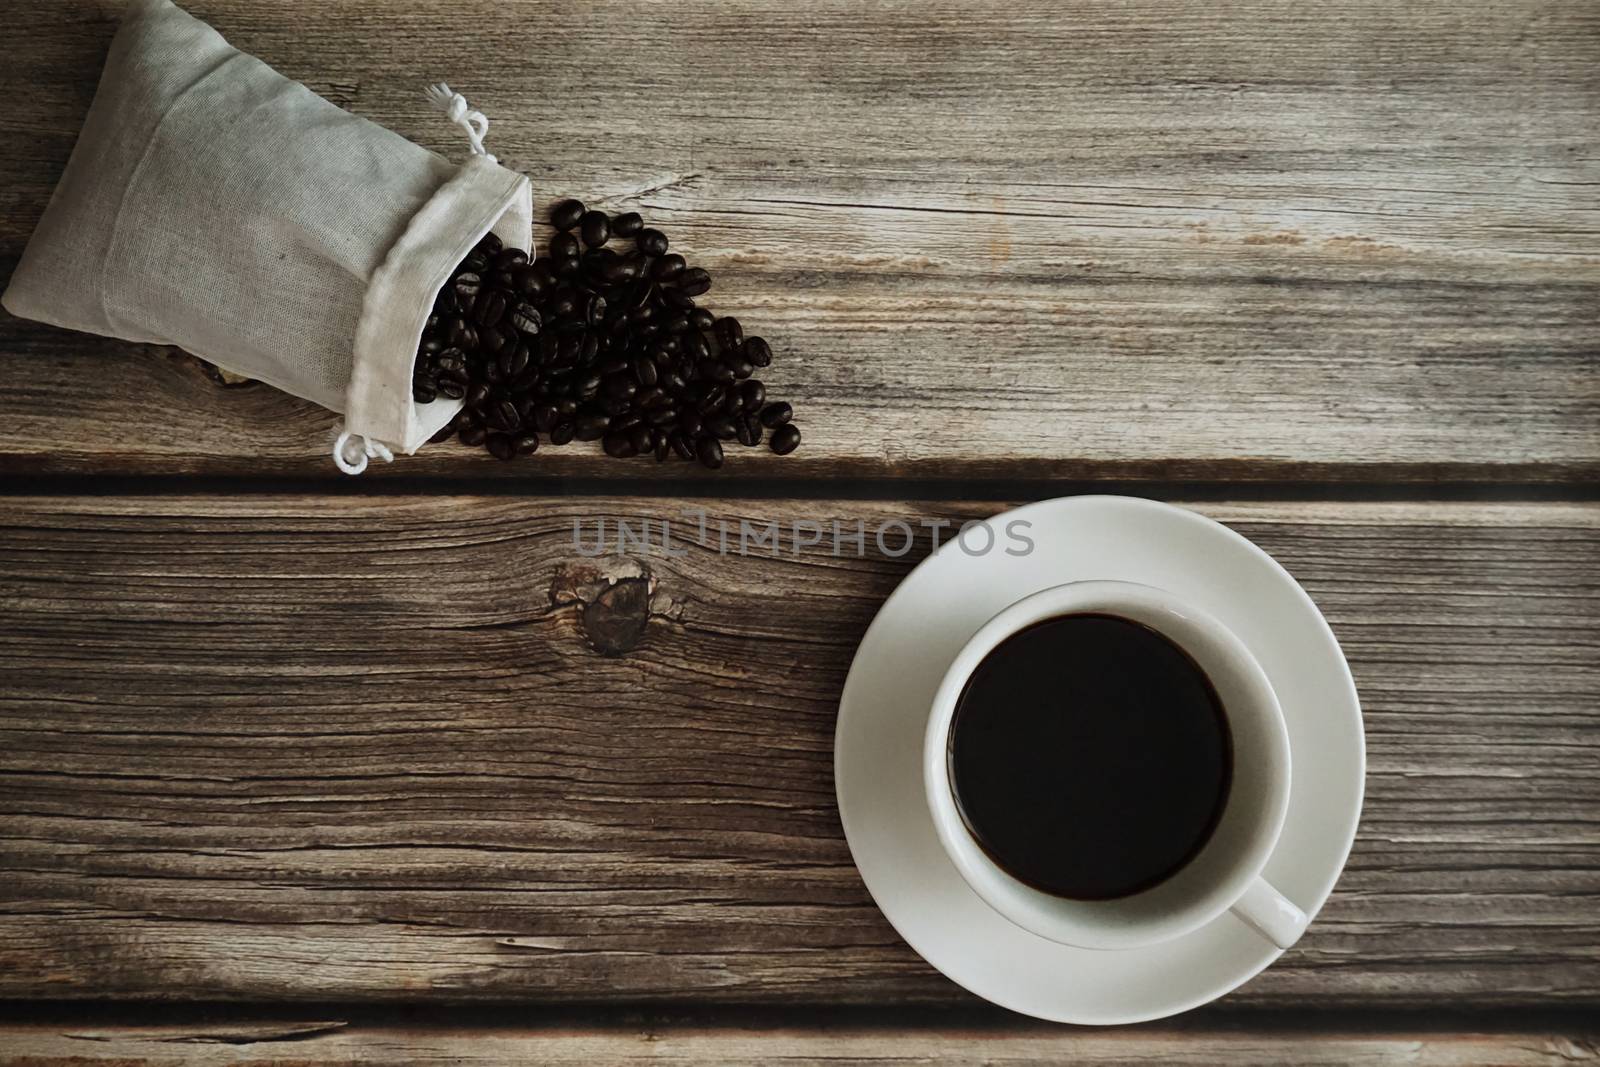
[947,613,1232,900]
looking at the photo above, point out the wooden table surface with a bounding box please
[2,1,1597,1063]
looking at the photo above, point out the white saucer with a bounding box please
[834,496,1364,1024]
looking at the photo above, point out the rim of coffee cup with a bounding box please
[922,579,1292,952]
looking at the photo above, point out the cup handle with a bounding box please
[1230,876,1308,950]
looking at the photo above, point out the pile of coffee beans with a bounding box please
[412,200,800,468]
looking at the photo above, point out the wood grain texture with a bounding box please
[1,1,1597,480]
[1,1019,1596,1065]
[0,497,1596,1007]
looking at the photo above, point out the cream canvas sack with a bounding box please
[1,0,532,472]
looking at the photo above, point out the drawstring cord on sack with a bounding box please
[332,84,497,475]
[333,428,394,476]
[426,82,497,164]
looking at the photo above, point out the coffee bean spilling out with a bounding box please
[412,200,801,469]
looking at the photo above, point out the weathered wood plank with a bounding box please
[0,1019,1596,1065]
[1,1,1596,479]
[0,498,1596,1007]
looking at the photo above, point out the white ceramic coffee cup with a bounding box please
[923,580,1308,952]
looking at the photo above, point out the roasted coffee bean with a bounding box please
[492,399,522,432]
[480,324,509,357]
[448,316,476,350]
[622,257,650,287]
[631,355,659,387]
[550,420,576,445]
[513,433,540,456]
[705,415,738,440]
[610,411,644,433]
[612,211,643,237]
[682,331,710,360]
[651,253,686,281]
[476,230,503,255]
[454,272,482,301]
[436,352,467,377]
[483,357,505,385]
[530,402,559,433]
[512,365,541,393]
[556,398,579,417]
[769,423,801,454]
[604,374,638,401]
[550,232,580,259]
[690,307,716,331]
[735,416,758,447]
[511,265,546,298]
[579,210,610,248]
[743,336,772,367]
[636,228,669,256]
[663,287,696,311]
[475,289,507,328]
[575,412,610,440]
[678,267,711,296]
[459,423,489,447]
[554,333,582,365]
[603,253,636,286]
[678,411,704,437]
[586,292,607,326]
[602,431,637,458]
[758,401,793,427]
[699,358,734,383]
[576,373,603,400]
[715,316,743,350]
[429,421,457,443]
[696,435,724,469]
[420,336,444,355]
[740,379,766,412]
[413,376,439,403]
[493,248,528,270]
[551,199,585,230]
[627,303,654,325]
[466,382,493,409]
[547,289,578,320]
[647,404,678,426]
[600,355,629,376]
[722,390,745,416]
[509,302,542,334]
[655,434,670,461]
[581,246,617,279]
[725,356,754,380]
[552,255,580,278]
[629,425,654,455]
[580,333,601,363]
[670,432,696,461]
[661,313,690,335]
[500,343,531,382]
[486,433,517,460]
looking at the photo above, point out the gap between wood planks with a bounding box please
[1,474,1597,503]
[1,1000,1596,1035]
